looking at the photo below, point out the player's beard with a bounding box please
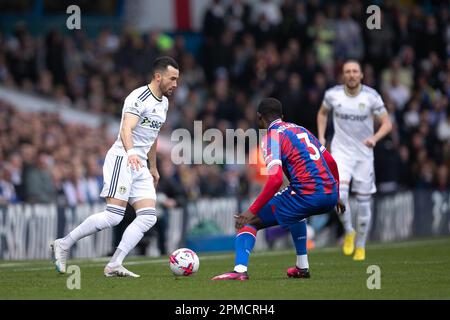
[162,84,174,97]
[346,80,360,91]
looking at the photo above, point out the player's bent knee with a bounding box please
[105,213,124,228]
[135,214,157,232]
[356,194,371,202]
[246,215,265,230]
[104,205,126,228]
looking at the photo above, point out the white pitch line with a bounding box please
[1,238,449,272]
[4,250,298,272]
[4,253,237,272]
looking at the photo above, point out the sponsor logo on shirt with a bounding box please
[141,117,163,129]
[335,111,368,122]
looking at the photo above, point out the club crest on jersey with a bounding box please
[119,186,127,194]
[359,103,366,111]
[134,100,144,108]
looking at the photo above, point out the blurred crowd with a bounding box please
[0,99,248,205]
[1,0,450,205]
[0,100,109,205]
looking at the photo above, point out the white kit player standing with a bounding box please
[51,56,179,277]
[317,60,392,261]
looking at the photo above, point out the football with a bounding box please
[169,248,200,276]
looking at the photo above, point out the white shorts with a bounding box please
[332,151,376,194]
[100,151,156,202]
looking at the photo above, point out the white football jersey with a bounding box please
[322,84,387,160]
[110,85,168,160]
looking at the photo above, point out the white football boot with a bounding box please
[104,264,140,278]
[50,239,68,274]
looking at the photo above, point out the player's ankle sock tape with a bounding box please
[234,225,257,267]
[296,254,309,269]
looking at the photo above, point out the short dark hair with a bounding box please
[257,98,283,120]
[342,59,362,72]
[152,56,179,77]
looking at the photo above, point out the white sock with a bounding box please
[234,265,247,273]
[59,234,75,251]
[108,248,128,267]
[355,195,372,248]
[338,185,354,234]
[296,254,309,269]
[60,205,125,250]
[110,208,157,266]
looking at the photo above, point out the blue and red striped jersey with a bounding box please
[261,119,338,195]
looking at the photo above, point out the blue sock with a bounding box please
[234,224,257,272]
[289,219,307,255]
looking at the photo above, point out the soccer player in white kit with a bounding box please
[51,56,179,277]
[317,60,392,261]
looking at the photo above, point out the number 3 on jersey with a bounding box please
[297,133,320,161]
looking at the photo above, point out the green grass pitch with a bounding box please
[1,237,449,300]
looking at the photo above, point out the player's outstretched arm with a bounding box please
[121,113,142,171]
[364,113,393,148]
[317,105,329,146]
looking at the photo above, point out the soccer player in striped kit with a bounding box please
[51,57,179,277]
[317,60,392,260]
[213,98,344,280]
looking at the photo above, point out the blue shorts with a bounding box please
[257,186,338,229]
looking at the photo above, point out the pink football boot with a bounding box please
[212,271,249,281]
[287,266,310,278]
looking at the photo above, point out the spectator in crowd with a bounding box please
[0,166,17,205]
[386,72,411,111]
[22,150,56,204]
[334,5,364,60]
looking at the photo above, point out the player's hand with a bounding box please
[319,137,326,146]
[234,210,254,231]
[127,154,143,171]
[336,198,346,214]
[363,137,377,148]
[150,167,160,188]
[163,197,177,208]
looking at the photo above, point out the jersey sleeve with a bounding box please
[261,130,282,170]
[123,94,144,117]
[322,89,334,111]
[370,91,388,117]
